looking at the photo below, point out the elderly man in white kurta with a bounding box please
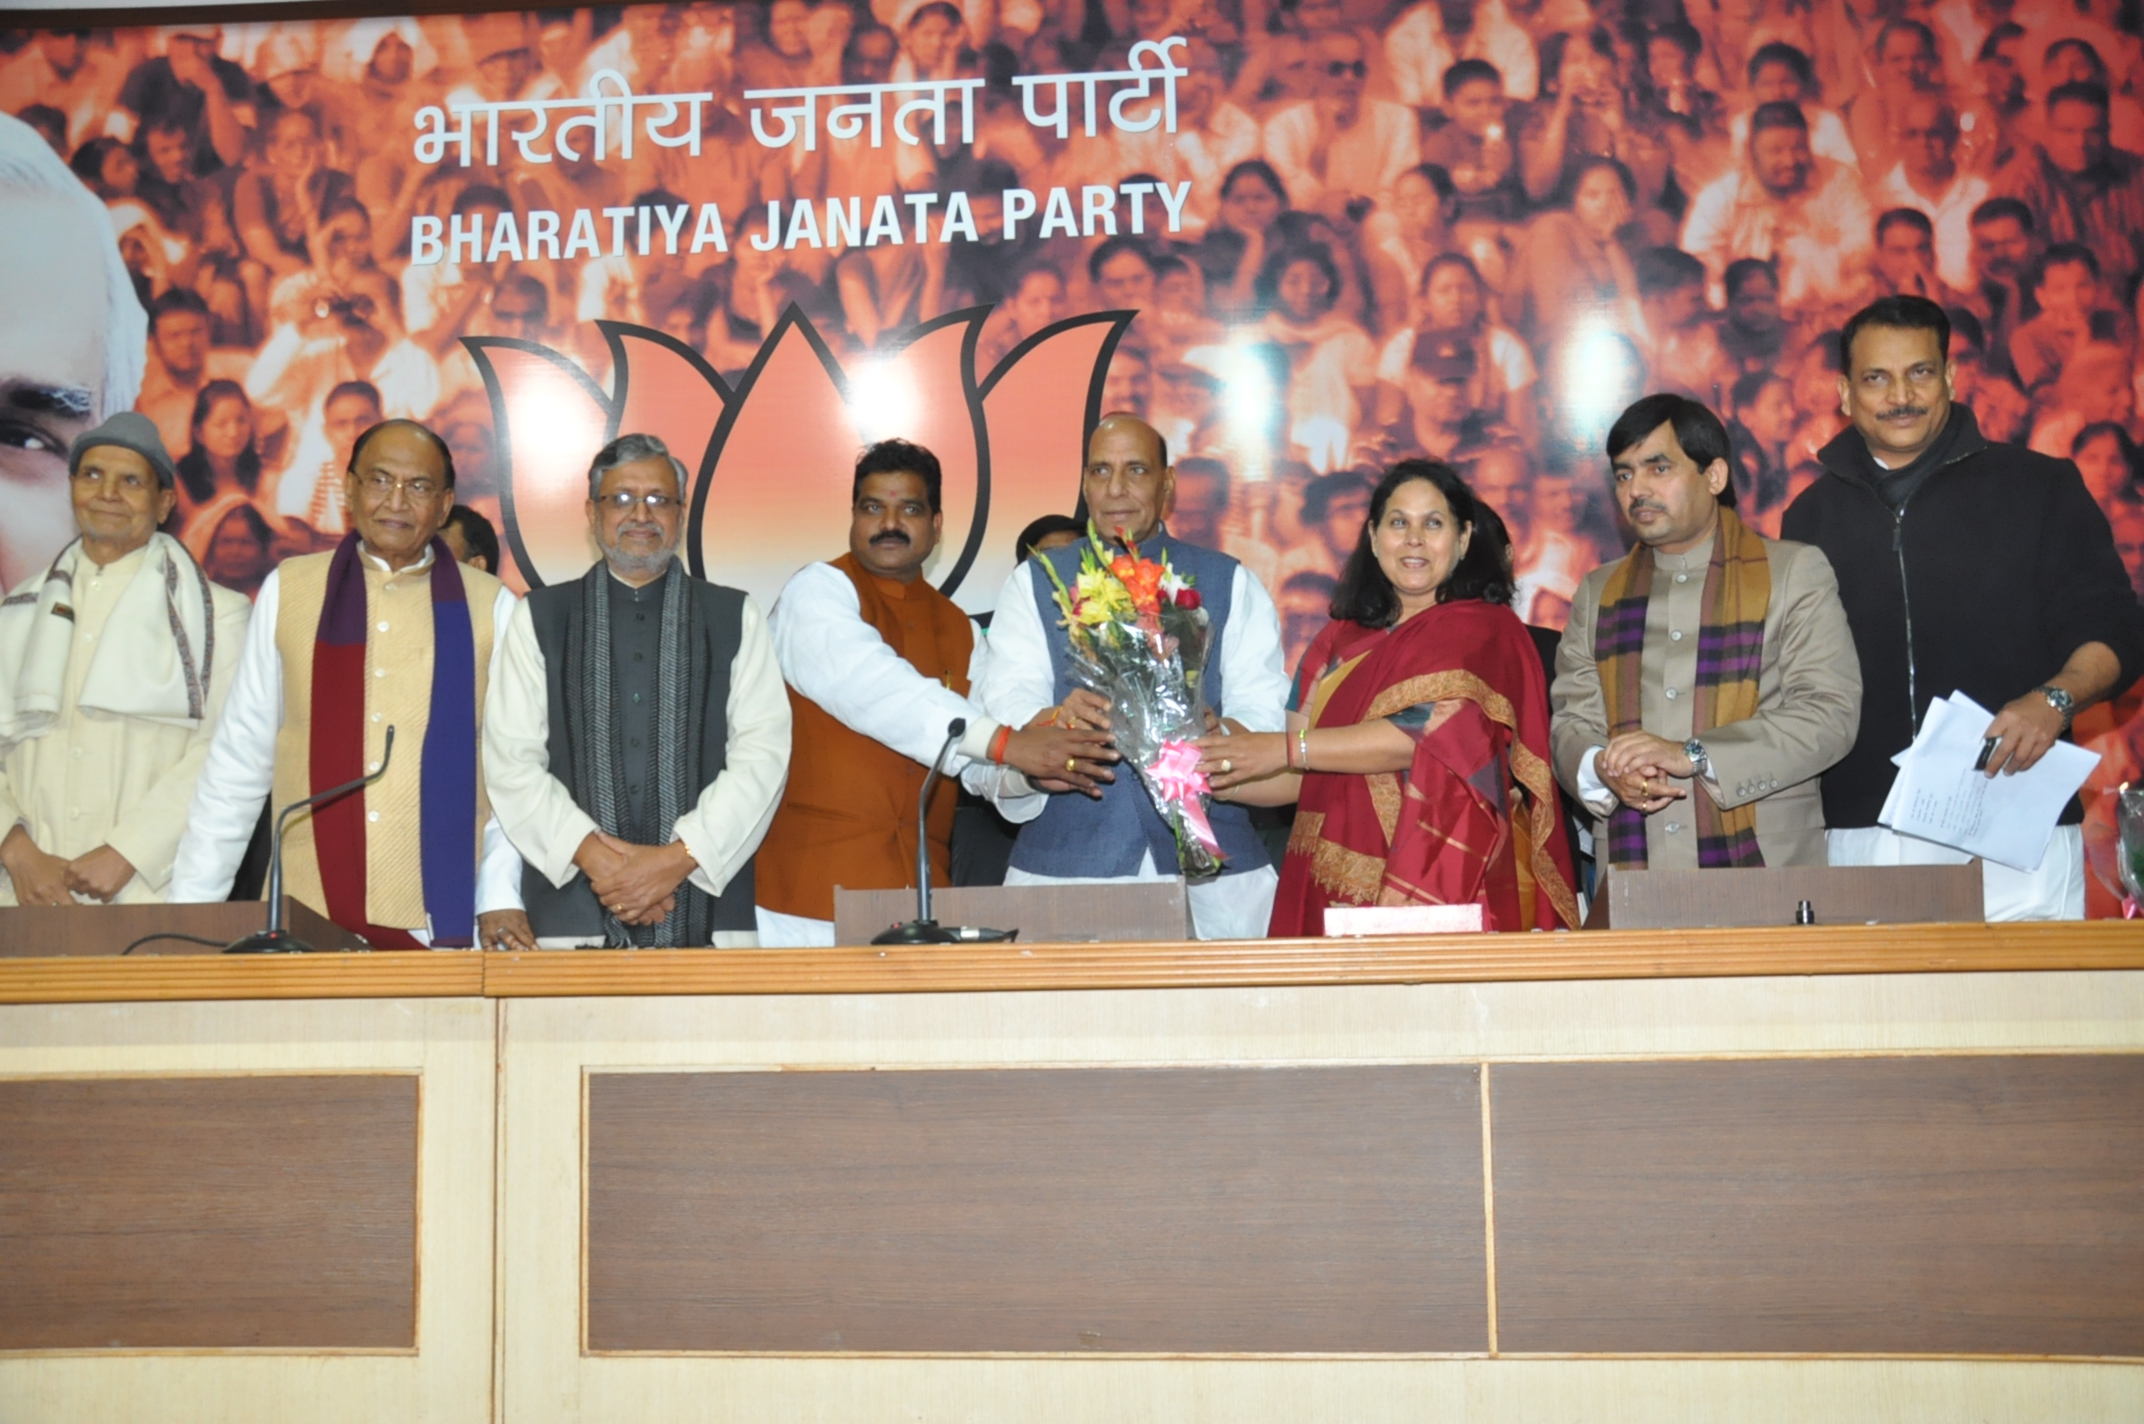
[0,414,250,905]
[484,433,792,948]
[172,419,527,949]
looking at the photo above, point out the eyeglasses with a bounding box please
[357,470,446,501]
[599,491,679,512]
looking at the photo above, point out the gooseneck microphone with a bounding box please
[871,719,1016,946]
[226,725,396,954]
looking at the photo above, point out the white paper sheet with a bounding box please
[1878,692,2100,872]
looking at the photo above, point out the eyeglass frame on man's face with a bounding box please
[596,490,680,512]
[356,469,449,502]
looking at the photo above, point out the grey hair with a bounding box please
[0,113,148,417]
[587,432,689,499]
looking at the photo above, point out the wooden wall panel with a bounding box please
[0,1074,419,1350]
[586,1065,1488,1354]
[1491,1056,2144,1356]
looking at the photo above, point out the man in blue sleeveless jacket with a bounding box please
[974,414,1290,939]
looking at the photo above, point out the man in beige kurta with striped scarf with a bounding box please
[1550,394,1861,871]
[172,420,529,949]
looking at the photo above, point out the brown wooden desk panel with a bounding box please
[586,1065,1488,1354]
[0,1074,420,1350]
[1490,1055,2144,1357]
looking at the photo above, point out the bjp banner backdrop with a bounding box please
[1,1,2140,905]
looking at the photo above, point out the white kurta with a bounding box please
[754,560,1033,947]
[973,543,1291,941]
[483,574,793,949]
[0,545,252,904]
[169,547,526,938]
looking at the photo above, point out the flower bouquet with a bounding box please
[1038,526,1227,880]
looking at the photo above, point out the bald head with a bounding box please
[1083,413,1174,546]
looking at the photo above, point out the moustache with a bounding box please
[1879,405,1929,421]
[871,530,911,546]
[1626,500,1666,516]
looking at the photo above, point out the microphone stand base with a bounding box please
[869,922,1019,945]
[871,920,961,945]
[224,929,318,955]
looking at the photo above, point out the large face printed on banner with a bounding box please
[469,307,1129,614]
[0,195,110,590]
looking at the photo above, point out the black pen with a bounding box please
[1973,735,1999,772]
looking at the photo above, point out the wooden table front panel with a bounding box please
[1491,1055,2144,1357]
[586,1065,1489,1354]
[0,1074,419,1351]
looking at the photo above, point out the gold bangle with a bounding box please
[1297,727,1311,771]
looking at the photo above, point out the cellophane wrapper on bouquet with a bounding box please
[1039,527,1228,881]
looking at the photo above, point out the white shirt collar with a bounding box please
[360,540,436,575]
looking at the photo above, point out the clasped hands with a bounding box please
[574,829,697,927]
[0,828,136,905]
[1598,731,1696,814]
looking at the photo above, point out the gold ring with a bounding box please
[1066,757,1079,773]
[1221,758,1234,773]
[611,903,624,913]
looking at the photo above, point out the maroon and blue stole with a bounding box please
[310,533,478,947]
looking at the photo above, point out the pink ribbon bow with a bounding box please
[1147,740,1223,856]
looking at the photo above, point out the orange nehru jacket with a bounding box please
[755,553,975,921]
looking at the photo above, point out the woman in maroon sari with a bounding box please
[1197,461,1579,934]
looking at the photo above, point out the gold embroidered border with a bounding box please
[1307,837,1388,905]
[1363,670,1515,730]
[1367,773,1401,842]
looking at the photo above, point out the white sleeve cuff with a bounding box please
[1576,746,1617,817]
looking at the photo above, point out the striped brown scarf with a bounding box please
[1595,508,1769,869]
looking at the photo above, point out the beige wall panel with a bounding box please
[499,973,2144,1423]
[0,996,496,1424]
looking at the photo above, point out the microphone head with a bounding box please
[947,717,967,738]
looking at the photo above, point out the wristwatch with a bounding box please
[1683,737,1711,780]
[2035,684,2076,728]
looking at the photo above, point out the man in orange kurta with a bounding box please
[754,439,1114,945]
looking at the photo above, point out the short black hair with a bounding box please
[2047,79,2110,116]
[1635,245,1707,296]
[1839,295,1949,374]
[1970,195,2035,231]
[1724,257,1778,301]
[1649,20,1703,62]
[452,184,512,217]
[2034,241,2100,285]
[1330,461,1513,625]
[1978,21,2023,60]
[1088,234,1156,285]
[854,438,942,512]
[1254,241,1341,315]
[1219,158,1287,204]
[1301,469,1375,524]
[1442,57,1502,94]
[1749,99,1810,137]
[1606,393,1736,507]
[1014,513,1083,563]
[347,418,458,488]
[1747,41,1814,90]
[149,286,211,326]
[444,504,500,572]
[326,380,384,414]
[1876,206,1935,242]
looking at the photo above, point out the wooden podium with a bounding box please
[1583,861,1985,929]
[0,898,367,957]
[833,880,1193,944]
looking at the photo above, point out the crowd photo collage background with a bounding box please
[3,0,2142,910]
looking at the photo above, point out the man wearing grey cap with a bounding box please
[0,413,251,905]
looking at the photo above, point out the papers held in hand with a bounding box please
[1878,692,2100,872]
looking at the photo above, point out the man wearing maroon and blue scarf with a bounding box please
[173,419,532,950]
[1551,394,1861,872]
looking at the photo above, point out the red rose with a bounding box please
[1175,587,1201,610]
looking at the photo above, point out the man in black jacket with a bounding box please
[1782,295,2144,919]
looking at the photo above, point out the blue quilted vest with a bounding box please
[1009,531,1269,879]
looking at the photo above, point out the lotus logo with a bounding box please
[465,304,1132,614]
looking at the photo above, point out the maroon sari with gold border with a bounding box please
[1270,599,1580,936]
